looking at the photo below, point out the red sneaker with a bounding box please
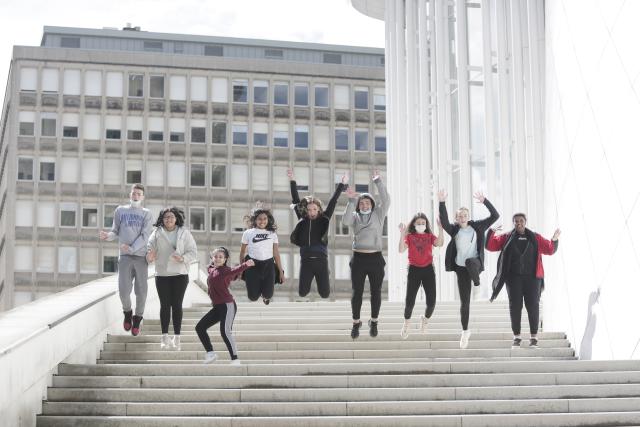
[131,315,143,336]
[123,310,133,332]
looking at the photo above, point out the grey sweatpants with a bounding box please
[118,254,148,316]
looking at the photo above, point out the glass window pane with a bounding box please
[190,208,205,231]
[128,74,144,97]
[211,165,226,187]
[191,163,206,187]
[150,75,165,98]
[335,128,349,150]
[233,79,248,103]
[210,208,226,231]
[314,85,329,108]
[294,125,309,149]
[212,122,227,144]
[354,87,369,110]
[355,129,369,151]
[232,124,248,145]
[294,84,308,106]
[274,83,288,105]
[253,80,268,104]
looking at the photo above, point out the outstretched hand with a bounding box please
[437,189,447,202]
[245,259,255,267]
[398,222,407,233]
[552,228,561,241]
[491,224,503,233]
[287,168,294,181]
[341,172,349,185]
[473,191,486,203]
[372,169,380,181]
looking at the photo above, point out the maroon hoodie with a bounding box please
[207,262,252,305]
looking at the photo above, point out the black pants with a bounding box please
[244,257,275,301]
[350,252,386,320]
[454,266,472,330]
[195,302,238,359]
[299,256,330,298]
[505,275,541,335]
[155,274,189,334]
[404,264,436,320]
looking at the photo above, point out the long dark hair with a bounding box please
[212,246,230,266]
[407,212,432,234]
[154,207,185,228]
[297,196,324,218]
[247,208,277,231]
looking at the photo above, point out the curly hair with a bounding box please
[297,196,324,217]
[407,212,432,234]
[211,246,230,266]
[154,207,185,228]
[247,207,277,231]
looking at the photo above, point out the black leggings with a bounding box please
[244,257,275,301]
[350,252,386,320]
[155,275,189,334]
[195,302,238,359]
[454,266,472,330]
[506,275,541,335]
[404,264,436,320]
[299,256,330,298]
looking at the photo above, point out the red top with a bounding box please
[207,262,252,305]
[405,233,437,267]
[486,229,557,279]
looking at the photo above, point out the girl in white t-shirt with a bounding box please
[239,208,286,304]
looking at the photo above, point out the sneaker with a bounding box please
[368,320,378,338]
[511,337,522,349]
[350,321,362,339]
[131,315,143,336]
[419,315,429,333]
[230,359,241,365]
[160,334,172,350]
[400,320,410,339]
[529,338,539,349]
[203,351,218,364]
[172,335,181,351]
[459,330,471,349]
[263,298,270,305]
[123,310,133,332]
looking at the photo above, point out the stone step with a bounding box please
[138,324,518,333]
[143,315,521,324]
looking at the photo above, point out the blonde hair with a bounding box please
[456,207,470,216]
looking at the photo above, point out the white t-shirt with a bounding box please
[454,226,478,266]
[241,228,279,260]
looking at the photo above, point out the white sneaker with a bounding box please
[459,330,471,349]
[203,351,218,364]
[160,334,172,350]
[171,335,181,351]
[230,359,241,365]
[400,320,410,339]
[419,315,429,333]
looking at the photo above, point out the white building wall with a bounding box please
[544,0,640,359]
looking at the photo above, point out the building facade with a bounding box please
[0,26,387,310]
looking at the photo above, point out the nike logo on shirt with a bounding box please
[252,234,271,243]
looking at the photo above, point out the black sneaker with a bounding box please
[368,320,378,338]
[123,310,133,332]
[511,337,522,348]
[529,338,539,349]
[262,298,270,305]
[350,321,362,339]
[131,315,143,336]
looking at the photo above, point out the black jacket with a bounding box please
[289,181,346,257]
[439,199,500,272]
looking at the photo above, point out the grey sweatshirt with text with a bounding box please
[105,204,154,257]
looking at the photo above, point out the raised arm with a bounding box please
[288,168,303,220]
[473,191,500,228]
[372,171,390,216]
[324,173,348,219]
[537,229,560,255]
[486,227,509,251]
[434,218,444,247]
[342,186,358,227]
[228,259,255,281]
[437,190,455,236]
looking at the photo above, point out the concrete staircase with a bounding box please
[37,301,640,426]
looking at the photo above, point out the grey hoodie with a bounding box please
[105,204,154,257]
[342,178,390,251]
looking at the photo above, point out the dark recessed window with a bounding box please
[204,45,223,56]
[143,40,163,52]
[61,37,80,48]
[265,49,283,59]
[323,53,342,64]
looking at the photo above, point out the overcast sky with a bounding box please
[0,0,385,102]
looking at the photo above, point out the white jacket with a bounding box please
[147,226,198,276]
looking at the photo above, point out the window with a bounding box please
[230,207,245,232]
[294,125,309,149]
[61,37,80,48]
[83,115,100,140]
[355,170,369,193]
[253,80,268,104]
[293,166,309,191]
[15,201,33,227]
[128,74,144,97]
[231,164,248,190]
[17,158,33,180]
[373,87,386,111]
[314,167,330,193]
[274,82,288,105]
[127,116,143,140]
[20,68,37,91]
[211,165,226,187]
[143,40,163,52]
[252,164,269,191]
[191,163,206,187]
[212,122,226,144]
[334,85,349,109]
[232,79,248,103]
[211,77,228,102]
[169,118,185,142]
[103,204,118,228]
[190,119,206,143]
[210,208,226,231]
[41,113,57,137]
[37,202,55,227]
[273,124,288,148]
[126,160,142,184]
[103,159,122,185]
[148,117,164,142]
[147,160,164,186]
[60,203,77,227]
[323,53,342,64]
[85,71,102,96]
[375,130,387,152]
[190,208,205,231]
[103,253,118,273]
[63,70,81,95]
[355,129,369,151]
[60,157,79,183]
[40,160,55,181]
[169,75,187,100]
[274,209,290,233]
[232,123,248,145]
[62,113,79,138]
[335,128,349,150]
[106,72,123,97]
[37,247,55,273]
[253,122,268,146]
[167,162,186,187]
[42,68,59,93]
[190,76,207,101]
[314,126,330,150]
[314,85,329,108]
[272,166,289,191]
[354,86,369,110]
[19,112,35,136]
[204,45,223,56]
[105,116,121,140]
[82,159,100,184]
[150,75,164,98]
[265,48,283,59]
[335,214,349,235]
[82,207,98,227]
[80,247,99,274]
[294,84,308,106]
[14,246,33,271]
